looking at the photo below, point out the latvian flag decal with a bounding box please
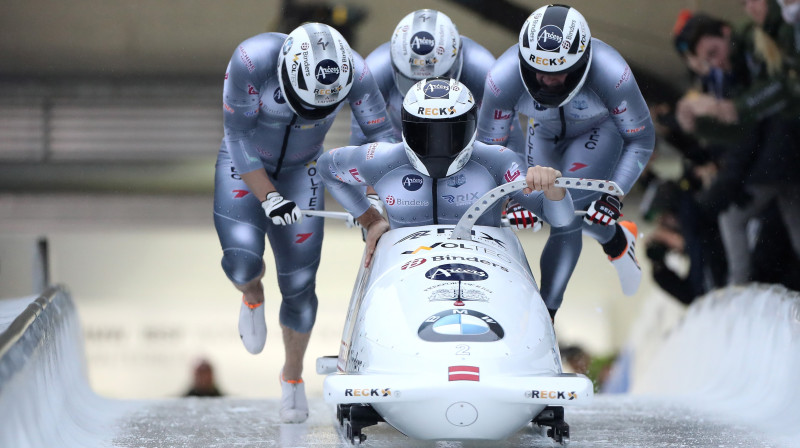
[448,365,480,381]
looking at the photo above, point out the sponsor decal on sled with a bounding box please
[526,390,578,400]
[345,388,392,397]
[448,365,480,382]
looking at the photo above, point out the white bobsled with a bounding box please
[317,180,606,444]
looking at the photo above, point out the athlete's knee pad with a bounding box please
[278,283,318,333]
[221,248,263,285]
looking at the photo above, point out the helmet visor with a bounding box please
[402,114,476,178]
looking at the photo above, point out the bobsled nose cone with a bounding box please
[446,402,478,427]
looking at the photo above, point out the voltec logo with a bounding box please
[315,59,340,85]
[410,31,435,55]
[402,174,424,191]
[402,242,512,262]
[425,263,488,281]
[423,80,450,99]
[537,25,563,51]
[401,258,427,270]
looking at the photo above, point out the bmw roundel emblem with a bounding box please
[418,309,504,342]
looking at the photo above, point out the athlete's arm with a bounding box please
[594,42,655,195]
[476,45,527,148]
[349,51,395,143]
[317,145,374,219]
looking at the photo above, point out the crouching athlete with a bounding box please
[318,77,575,268]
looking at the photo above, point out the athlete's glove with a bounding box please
[505,201,542,232]
[367,193,385,216]
[262,192,302,225]
[584,193,622,226]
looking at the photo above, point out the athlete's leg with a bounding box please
[265,161,325,381]
[213,147,269,353]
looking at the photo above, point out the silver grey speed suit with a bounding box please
[348,38,525,153]
[214,32,394,333]
[477,39,655,310]
[318,141,574,231]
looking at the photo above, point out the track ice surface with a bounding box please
[112,396,774,448]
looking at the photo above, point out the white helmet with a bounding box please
[401,78,476,179]
[278,23,355,120]
[390,10,463,95]
[518,4,592,108]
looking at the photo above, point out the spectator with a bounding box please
[184,359,223,397]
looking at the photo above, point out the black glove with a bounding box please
[584,193,623,226]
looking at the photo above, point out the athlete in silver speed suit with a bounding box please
[214,23,393,423]
[320,78,575,270]
[477,5,655,318]
[348,9,525,153]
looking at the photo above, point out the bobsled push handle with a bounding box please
[299,209,355,228]
[451,180,528,241]
[450,177,625,240]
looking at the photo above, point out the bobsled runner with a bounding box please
[316,179,619,445]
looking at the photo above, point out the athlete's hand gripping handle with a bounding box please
[504,201,543,232]
[262,192,302,225]
[584,193,622,226]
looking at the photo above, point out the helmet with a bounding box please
[518,4,592,108]
[278,23,355,120]
[390,10,463,95]
[401,78,476,179]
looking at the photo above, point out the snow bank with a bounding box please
[632,284,800,442]
[0,287,132,447]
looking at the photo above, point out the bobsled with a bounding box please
[315,179,619,445]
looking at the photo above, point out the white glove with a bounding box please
[505,201,542,232]
[584,193,622,226]
[367,193,385,216]
[261,192,302,225]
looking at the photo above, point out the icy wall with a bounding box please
[632,284,800,443]
[0,287,131,447]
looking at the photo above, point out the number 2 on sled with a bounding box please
[455,344,471,356]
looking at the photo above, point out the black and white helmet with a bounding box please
[401,78,476,179]
[390,10,463,95]
[278,23,354,120]
[518,4,592,108]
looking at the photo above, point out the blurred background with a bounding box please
[1,0,797,400]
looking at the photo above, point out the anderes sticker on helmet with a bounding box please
[410,31,436,55]
[537,25,564,51]
[423,79,450,99]
[315,59,340,85]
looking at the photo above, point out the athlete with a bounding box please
[320,77,575,268]
[477,5,655,318]
[214,23,393,423]
[348,9,526,217]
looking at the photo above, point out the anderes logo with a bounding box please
[273,87,285,104]
[537,25,564,51]
[425,263,488,281]
[402,174,424,191]
[410,31,435,55]
[423,80,450,99]
[315,59,340,85]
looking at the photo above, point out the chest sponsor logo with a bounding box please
[447,173,466,188]
[418,309,504,342]
[410,31,435,55]
[537,25,563,51]
[273,87,285,104]
[384,195,429,206]
[441,192,479,204]
[402,174,424,191]
[315,59,340,85]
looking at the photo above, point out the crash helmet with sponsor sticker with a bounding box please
[518,4,592,108]
[401,78,476,179]
[390,10,463,95]
[277,23,354,120]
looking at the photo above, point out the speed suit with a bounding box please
[318,141,574,231]
[348,38,525,153]
[215,32,394,333]
[477,39,655,310]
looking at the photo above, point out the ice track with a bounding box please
[1,285,798,447]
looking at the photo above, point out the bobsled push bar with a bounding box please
[450,177,623,241]
[299,209,356,228]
